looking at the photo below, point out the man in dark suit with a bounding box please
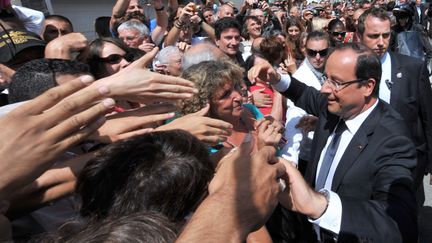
[357,7,432,205]
[249,42,417,242]
[414,0,428,27]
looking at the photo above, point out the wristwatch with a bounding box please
[318,189,330,216]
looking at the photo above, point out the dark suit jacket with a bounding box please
[281,78,418,243]
[414,3,427,27]
[388,52,432,182]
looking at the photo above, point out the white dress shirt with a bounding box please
[274,74,380,236]
[310,99,378,235]
[379,52,392,104]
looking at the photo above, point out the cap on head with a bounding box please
[0,29,46,64]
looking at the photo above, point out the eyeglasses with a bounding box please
[321,74,365,91]
[347,8,354,11]
[331,31,346,37]
[306,48,328,57]
[98,53,134,64]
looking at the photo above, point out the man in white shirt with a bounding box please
[281,31,329,165]
[249,42,417,242]
[358,7,432,206]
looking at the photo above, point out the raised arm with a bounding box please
[0,75,114,200]
[7,152,96,219]
[44,32,88,60]
[191,13,216,42]
[177,145,286,242]
[164,3,194,46]
[110,0,131,35]
[151,0,169,46]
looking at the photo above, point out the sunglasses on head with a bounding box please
[306,48,328,57]
[331,31,346,37]
[99,53,134,64]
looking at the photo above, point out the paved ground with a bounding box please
[419,175,432,243]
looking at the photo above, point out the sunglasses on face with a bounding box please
[306,48,328,57]
[98,53,134,64]
[331,31,346,37]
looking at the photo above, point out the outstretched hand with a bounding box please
[248,60,281,85]
[0,75,114,200]
[157,104,233,146]
[93,47,198,104]
[256,118,283,150]
[90,103,178,143]
[295,115,318,134]
[277,157,328,219]
[208,143,286,233]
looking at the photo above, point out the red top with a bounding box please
[249,82,274,116]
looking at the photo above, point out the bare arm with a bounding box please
[177,145,285,242]
[110,0,130,34]
[164,21,182,47]
[165,4,194,46]
[191,14,216,42]
[151,0,168,46]
[270,91,284,122]
[44,32,88,60]
[0,75,113,200]
[7,152,96,218]
[167,0,178,15]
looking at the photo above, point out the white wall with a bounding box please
[49,0,116,40]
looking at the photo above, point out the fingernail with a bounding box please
[103,98,115,108]
[193,88,199,93]
[98,86,110,95]
[167,112,176,118]
[80,75,94,84]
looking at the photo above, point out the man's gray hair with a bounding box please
[154,46,182,65]
[118,20,150,37]
[182,43,223,70]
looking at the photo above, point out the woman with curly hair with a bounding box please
[180,59,283,156]
[179,59,282,243]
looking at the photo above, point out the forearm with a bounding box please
[176,194,250,242]
[6,152,95,217]
[269,92,284,122]
[111,0,130,31]
[8,152,95,207]
[168,0,178,15]
[201,21,216,42]
[164,25,181,46]
[7,181,76,219]
[152,6,168,45]
[112,0,130,18]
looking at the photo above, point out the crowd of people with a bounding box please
[0,0,431,241]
